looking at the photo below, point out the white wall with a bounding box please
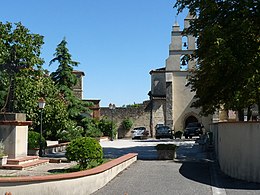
[213,122,260,183]
[0,153,137,195]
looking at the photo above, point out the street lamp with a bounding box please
[38,97,46,157]
[109,103,116,141]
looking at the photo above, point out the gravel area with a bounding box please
[0,161,77,177]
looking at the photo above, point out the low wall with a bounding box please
[0,153,138,195]
[44,142,69,154]
[213,122,260,183]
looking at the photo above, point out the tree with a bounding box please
[174,0,260,117]
[0,22,44,112]
[14,72,74,140]
[50,38,79,90]
[49,38,92,119]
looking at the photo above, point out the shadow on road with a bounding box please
[103,146,157,160]
[179,162,211,184]
[134,138,196,143]
[179,154,260,191]
[103,139,260,191]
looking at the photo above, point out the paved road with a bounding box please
[92,160,212,195]
[100,138,195,160]
[94,138,260,195]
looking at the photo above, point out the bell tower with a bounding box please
[164,13,197,130]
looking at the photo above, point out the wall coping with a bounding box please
[216,121,260,124]
[0,121,33,126]
[45,142,69,149]
[0,153,138,183]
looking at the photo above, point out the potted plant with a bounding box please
[155,144,177,160]
[0,140,8,166]
[28,131,46,156]
[174,131,183,139]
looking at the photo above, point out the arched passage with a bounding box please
[185,115,198,127]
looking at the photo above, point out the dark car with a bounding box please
[183,122,203,139]
[155,126,174,139]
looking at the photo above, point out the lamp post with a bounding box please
[109,103,116,141]
[38,97,46,157]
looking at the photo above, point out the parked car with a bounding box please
[183,122,203,139]
[155,123,164,130]
[131,127,149,139]
[155,126,174,139]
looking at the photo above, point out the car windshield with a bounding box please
[186,122,200,128]
[157,126,170,130]
[134,127,146,130]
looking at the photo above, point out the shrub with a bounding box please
[59,126,84,142]
[0,140,6,157]
[155,144,177,150]
[98,118,116,138]
[122,118,133,130]
[85,126,103,138]
[28,131,46,149]
[65,137,103,169]
[80,117,103,138]
[174,131,183,139]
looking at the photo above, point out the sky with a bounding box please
[0,1,188,107]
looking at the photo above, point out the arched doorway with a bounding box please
[185,116,198,127]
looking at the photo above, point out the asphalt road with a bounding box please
[92,160,212,195]
[93,138,260,195]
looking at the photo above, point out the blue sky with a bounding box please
[0,1,188,107]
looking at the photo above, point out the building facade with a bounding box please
[149,13,212,136]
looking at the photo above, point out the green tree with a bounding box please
[49,38,92,119]
[14,73,73,140]
[98,118,116,137]
[174,0,260,117]
[0,22,44,112]
[80,117,103,138]
[0,71,9,108]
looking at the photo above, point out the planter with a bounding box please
[157,150,176,160]
[174,131,183,139]
[28,148,39,156]
[156,144,177,160]
[0,155,8,166]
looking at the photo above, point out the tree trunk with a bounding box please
[237,109,244,121]
[247,106,252,121]
[4,75,16,113]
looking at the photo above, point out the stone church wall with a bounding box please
[100,101,151,139]
[150,99,166,137]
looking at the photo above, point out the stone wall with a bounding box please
[100,101,151,138]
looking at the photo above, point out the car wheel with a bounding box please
[189,136,192,139]
[185,135,188,139]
